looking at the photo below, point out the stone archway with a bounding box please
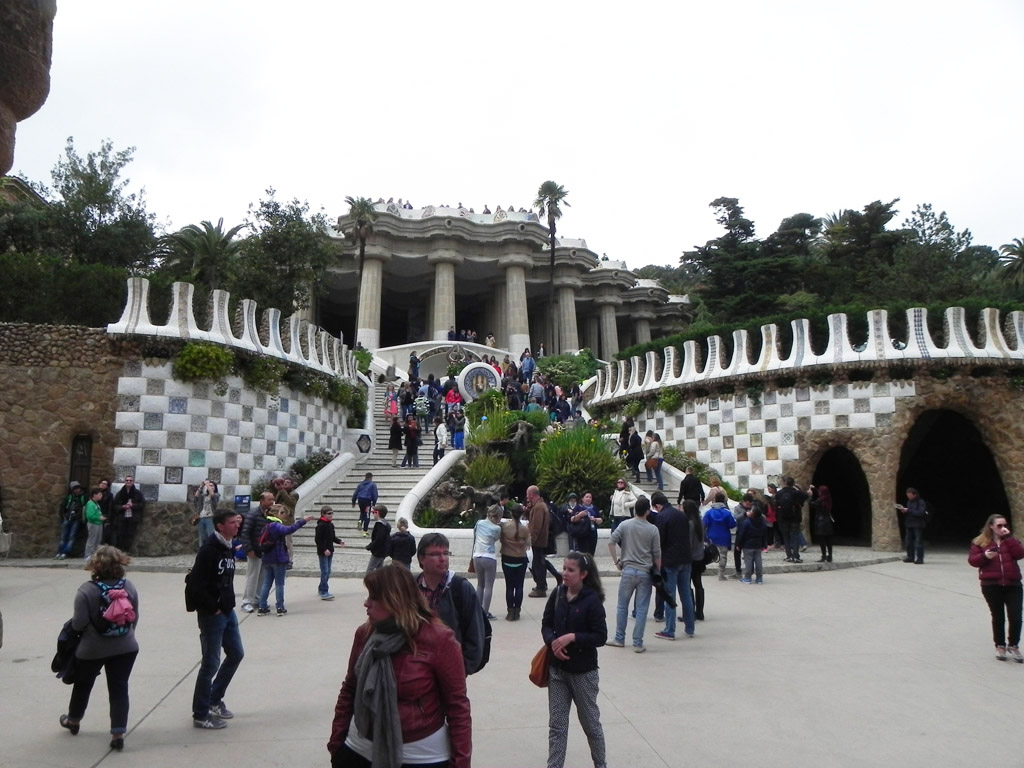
[896,409,1010,545]
[811,446,872,546]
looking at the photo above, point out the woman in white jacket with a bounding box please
[609,478,637,531]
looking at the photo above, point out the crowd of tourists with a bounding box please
[50,413,1018,767]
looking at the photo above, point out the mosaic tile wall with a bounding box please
[635,380,917,492]
[111,361,350,504]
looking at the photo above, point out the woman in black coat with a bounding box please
[542,552,607,768]
[388,417,403,467]
[626,426,644,483]
[811,485,835,562]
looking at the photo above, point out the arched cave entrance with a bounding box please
[811,446,872,546]
[896,409,1009,545]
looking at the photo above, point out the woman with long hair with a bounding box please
[499,503,531,621]
[811,485,835,563]
[472,506,502,620]
[968,514,1024,662]
[383,383,399,419]
[59,545,139,751]
[542,551,607,768]
[328,565,471,767]
[682,500,707,621]
[388,416,403,467]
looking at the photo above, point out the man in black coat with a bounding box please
[677,466,705,507]
[651,491,695,639]
[775,477,809,563]
[111,476,146,553]
[187,509,244,729]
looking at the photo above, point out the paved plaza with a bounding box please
[1,550,1021,768]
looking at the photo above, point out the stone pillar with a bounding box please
[555,280,581,354]
[501,254,532,355]
[635,315,652,345]
[597,299,620,360]
[425,281,435,343]
[355,253,388,350]
[0,2,56,174]
[428,253,461,340]
[586,314,600,354]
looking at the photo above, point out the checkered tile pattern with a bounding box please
[112,361,348,503]
[635,381,916,491]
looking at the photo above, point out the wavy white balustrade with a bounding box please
[587,306,1024,405]
[106,278,354,379]
[641,351,661,389]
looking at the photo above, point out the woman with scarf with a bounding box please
[328,565,471,768]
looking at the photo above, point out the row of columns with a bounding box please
[354,252,653,357]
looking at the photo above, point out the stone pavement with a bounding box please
[1,550,1021,768]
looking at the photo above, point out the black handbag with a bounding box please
[702,541,720,566]
[52,619,83,685]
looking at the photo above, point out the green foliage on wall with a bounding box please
[172,341,235,382]
[655,389,683,413]
[288,449,338,483]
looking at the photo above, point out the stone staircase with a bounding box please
[292,386,433,550]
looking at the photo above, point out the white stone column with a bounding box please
[597,299,620,360]
[501,254,532,355]
[635,317,652,345]
[355,254,387,350]
[556,283,580,354]
[428,254,461,341]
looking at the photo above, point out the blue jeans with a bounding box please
[318,554,332,595]
[58,518,80,556]
[68,650,138,734]
[663,564,695,637]
[615,566,652,647]
[905,528,925,562]
[197,517,214,548]
[258,562,288,611]
[453,430,464,450]
[192,610,244,720]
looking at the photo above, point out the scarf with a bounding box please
[353,619,408,768]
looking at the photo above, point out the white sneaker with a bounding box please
[240,604,254,613]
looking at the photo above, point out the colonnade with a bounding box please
[353,253,663,357]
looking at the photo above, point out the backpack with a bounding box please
[257,523,277,554]
[547,504,566,555]
[184,568,196,612]
[92,580,136,637]
[476,610,493,674]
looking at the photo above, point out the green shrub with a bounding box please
[288,449,337,483]
[172,341,235,382]
[353,347,372,374]
[464,452,515,488]
[237,354,287,393]
[536,348,601,390]
[465,388,504,427]
[467,406,519,446]
[656,389,683,413]
[622,400,644,419]
[535,426,623,510]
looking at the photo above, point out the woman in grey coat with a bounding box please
[59,545,140,751]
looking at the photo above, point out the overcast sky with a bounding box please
[12,1,1024,269]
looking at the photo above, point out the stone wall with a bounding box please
[0,323,360,557]
[0,324,128,556]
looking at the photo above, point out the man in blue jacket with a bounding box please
[351,473,378,536]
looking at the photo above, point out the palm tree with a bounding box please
[997,237,1024,288]
[157,218,245,295]
[344,196,377,282]
[534,181,570,352]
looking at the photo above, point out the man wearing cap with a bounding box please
[55,481,86,559]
